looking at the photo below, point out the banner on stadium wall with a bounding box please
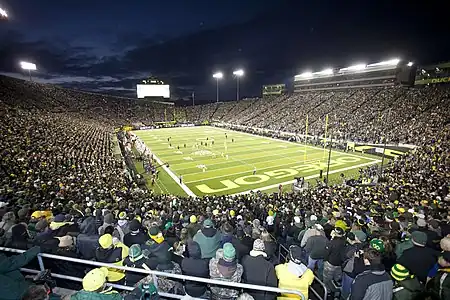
[415,77,450,85]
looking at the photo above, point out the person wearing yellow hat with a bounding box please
[187,215,201,238]
[390,264,423,300]
[71,267,122,300]
[95,234,129,284]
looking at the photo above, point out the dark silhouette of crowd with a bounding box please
[0,75,449,300]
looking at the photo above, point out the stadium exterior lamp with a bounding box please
[232,69,244,101]
[212,72,223,103]
[407,61,414,67]
[0,7,7,18]
[20,61,37,82]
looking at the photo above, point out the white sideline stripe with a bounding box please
[211,126,379,162]
[150,152,197,197]
[184,156,336,183]
[231,160,381,195]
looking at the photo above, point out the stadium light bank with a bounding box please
[233,69,244,101]
[295,58,401,81]
[212,72,223,103]
[20,61,37,81]
[0,7,8,18]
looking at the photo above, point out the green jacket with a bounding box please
[392,277,423,300]
[395,238,413,259]
[0,246,40,300]
[71,290,123,300]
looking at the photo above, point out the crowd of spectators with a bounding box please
[0,76,449,300]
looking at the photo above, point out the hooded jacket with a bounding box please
[241,253,278,300]
[349,265,393,300]
[392,277,423,300]
[193,227,222,259]
[77,217,100,260]
[275,262,314,300]
[181,241,209,297]
[0,246,40,300]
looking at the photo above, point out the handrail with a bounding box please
[0,247,305,300]
[278,243,328,300]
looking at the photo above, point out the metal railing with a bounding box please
[278,243,327,300]
[1,247,305,300]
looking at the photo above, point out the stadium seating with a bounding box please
[0,75,449,300]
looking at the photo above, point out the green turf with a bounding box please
[132,126,382,197]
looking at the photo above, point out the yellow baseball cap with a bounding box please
[83,267,108,291]
[190,215,197,223]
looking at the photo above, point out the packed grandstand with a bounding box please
[0,73,449,300]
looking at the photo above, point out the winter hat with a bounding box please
[129,219,141,232]
[250,239,267,257]
[416,218,427,228]
[103,213,114,224]
[203,219,214,228]
[35,219,48,232]
[99,234,113,249]
[352,230,367,242]
[53,214,65,222]
[411,231,427,246]
[289,245,303,264]
[190,215,197,223]
[129,244,144,262]
[57,236,74,248]
[223,243,236,262]
[17,208,29,219]
[391,264,410,281]
[333,227,345,237]
[118,212,127,220]
[370,239,385,253]
[82,267,108,292]
[149,226,160,236]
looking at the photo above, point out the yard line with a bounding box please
[211,126,380,162]
[184,156,338,183]
[231,159,381,195]
[170,147,325,168]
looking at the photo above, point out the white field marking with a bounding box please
[262,141,270,144]
[183,157,194,161]
[150,151,196,197]
[178,150,332,175]
[278,145,288,148]
[211,126,379,162]
[169,146,324,167]
[184,156,338,183]
[231,159,381,195]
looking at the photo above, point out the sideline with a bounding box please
[148,148,197,197]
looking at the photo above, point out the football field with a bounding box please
[133,126,381,197]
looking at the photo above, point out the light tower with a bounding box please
[212,72,223,103]
[232,69,244,101]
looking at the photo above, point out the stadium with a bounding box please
[1,4,450,300]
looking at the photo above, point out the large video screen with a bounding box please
[137,84,170,99]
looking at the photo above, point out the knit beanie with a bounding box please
[223,243,236,262]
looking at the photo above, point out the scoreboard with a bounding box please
[262,84,286,96]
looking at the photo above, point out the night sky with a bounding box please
[0,0,449,102]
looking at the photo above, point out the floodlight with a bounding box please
[407,61,414,67]
[213,72,223,79]
[233,69,244,77]
[347,64,366,71]
[367,58,400,68]
[315,68,333,75]
[20,61,37,70]
[298,71,313,78]
[0,7,7,18]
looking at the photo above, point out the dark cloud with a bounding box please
[0,0,449,101]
